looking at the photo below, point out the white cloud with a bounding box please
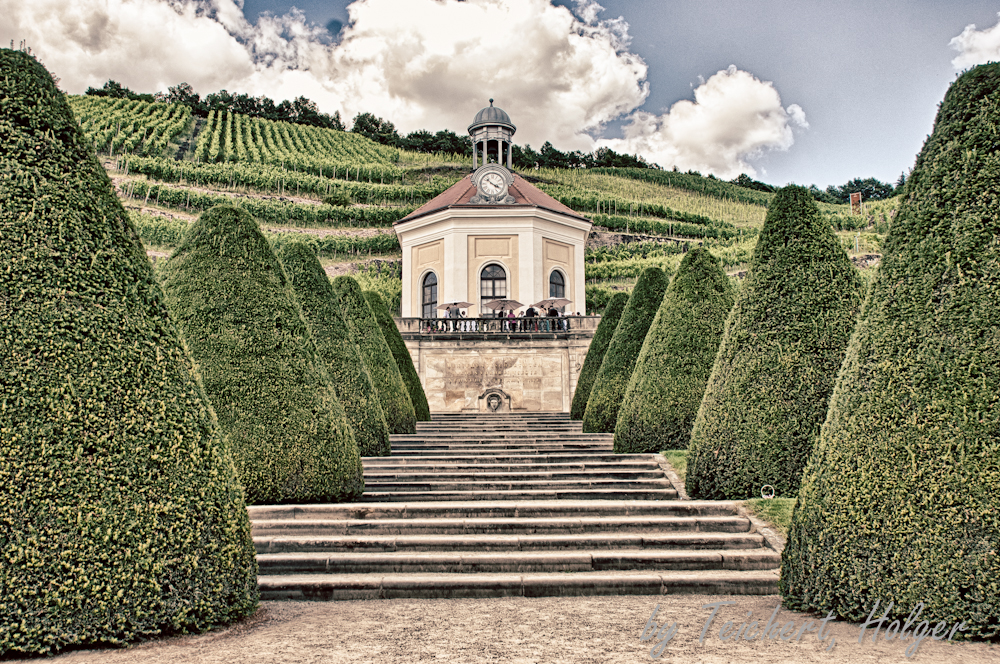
[1,0,648,150]
[597,65,807,179]
[950,12,1000,69]
[2,0,804,175]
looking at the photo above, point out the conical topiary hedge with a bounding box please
[276,240,391,456]
[614,248,735,453]
[0,50,257,656]
[159,205,364,504]
[781,63,1000,638]
[583,267,669,433]
[570,291,628,420]
[685,185,864,500]
[364,290,431,421]
[333,276,416,434]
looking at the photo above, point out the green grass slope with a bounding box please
[276,240,391,456]
[364,290,431,421]
[159,205,364,504]
[685,186,864,500]
[583,267,669,433]
[780,63,1000,638]
[333,276,416,434]
[0,50,257,656]
[614,247,735,453]
[570,292,629,418]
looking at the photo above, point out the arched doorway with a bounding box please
[421,271,438,319]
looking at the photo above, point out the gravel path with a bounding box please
[25,595,997,664]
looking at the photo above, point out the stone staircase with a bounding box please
[251,413,781,600]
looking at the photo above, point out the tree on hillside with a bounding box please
[781,62,1000,638]
[570,291,628,419]
[159,205,364,504]
[730,173,775,193]
[276,240,391,456]
[333,276,416,434]
[0,51,257,657]
[84,78,155,102]
[583,267,669,433]
[351,112,401,147]
[685,185,864,500]
[364,290,432,422]
[614,248,735,453]
[825,177,896,203]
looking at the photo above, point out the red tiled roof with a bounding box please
[396,173,590,225]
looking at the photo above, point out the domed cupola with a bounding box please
[468,99,516,170]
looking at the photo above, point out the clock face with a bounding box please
[481,172,504,195]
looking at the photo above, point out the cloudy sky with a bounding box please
[4,0,1000,187]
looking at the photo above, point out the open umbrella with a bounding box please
[437,301,473,310]
[482,298,524,311]
[533,298,572,310]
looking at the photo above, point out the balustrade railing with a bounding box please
[394,316,600,335]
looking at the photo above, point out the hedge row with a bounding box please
[277,240,391,456]
[129,211,401,256]
[0,51,257,656]
[364,291,431,421]
[685,186,864,500]
[613,248,735,453]
[582,267,669,432]
[781,62,1000,639]
[570,292,629,419]
[159,206,365,504]
[333,276,416,434]
[592,214,738,239]
[123,180,414,227]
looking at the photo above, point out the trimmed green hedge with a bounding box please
[781,63,1000,638]
[159,205,364,504]
[685,186,864,500]
[614,247,735,453]
[570,292,628,419]
[333,276,416,434]
[364,290,431,421]
[0,50,257,657]
[276,240,391,456]
[583,267,669,432]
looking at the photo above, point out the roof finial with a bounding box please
[489,98,494,106]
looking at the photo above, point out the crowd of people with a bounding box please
[424,306,579,333]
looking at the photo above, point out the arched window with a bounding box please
[421,272,438,319]
[480,263,507,309]
[549,270,565,299]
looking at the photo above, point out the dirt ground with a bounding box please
[22,595,998,664]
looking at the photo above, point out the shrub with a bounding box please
[570,292,628,419]
[614,247,735,453]
[333,276,417,434]
[364,290,431,421]
[276,240,391,456]
[685,186,864,500]
[0,50,257,656]
[159,205,364,504]
[582,267,669,432]
[780,63,1000,638]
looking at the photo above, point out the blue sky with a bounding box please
[6,0,1000,188]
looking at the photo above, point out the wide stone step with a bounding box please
[247,500,740,521]
[364,478,673,491]
[363,453,661,465]
[388,446,616,454]
[256,549,781,575]
[363,469,665,482]
[361,461,660,472]
[254,531,767,554]
[251,514,747,537]
[359,489,678,501]
[258,570,780,600]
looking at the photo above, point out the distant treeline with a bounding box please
[87,79,905,199]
